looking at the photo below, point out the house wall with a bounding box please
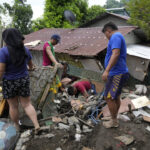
[79,58,104,73]
[126,55,149,81]
[125,31,141,45]
[87,16,131,27]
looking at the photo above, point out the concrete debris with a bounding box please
[82,125,93,133]
[114,134,134,145]
[54,100,61,104]
[20,130,32,138]
[52,117,62,123]
[75,124,82,134]
[56,148,62,150]
[75,133,81,142]
[68,116,79,125]
[71,100,84,110]
[34,133,55,139]
[58,123,70,130]
[146,126,150,132]
[118,114,131,122]
[132,109,150,118]
[131,96,150,109]
[143,116,150,123]
[82,147,92,150]
[135,85,147,95]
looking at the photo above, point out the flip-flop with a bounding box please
[103,120,119,128]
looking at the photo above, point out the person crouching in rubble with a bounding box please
[67,80,96,99]
[0,28,40,132]
[102,22,129,128]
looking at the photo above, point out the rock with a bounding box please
[114,134,134,145]
[21,145,27,150]
[82,125,93,133]
[62,117,68,124]
[122,88,130,93]
[75,133,81,142]
[82,147,92,150]
[58,123,70,130]
[21,130,32,138]
[118,114,130,122]
[68,116,79,125]
[75,124,81,134]
[56,148,62,150]
[34,133,55,139]
[146,126,150,132]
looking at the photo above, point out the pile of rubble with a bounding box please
[14,83,150,150]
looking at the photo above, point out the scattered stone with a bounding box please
[21,145,27,150]
[56,147,62,150]
[68,116,79,125]
[54,100,61,104]
[118,114,130,122]
[52,117,62,123]
[75,133,81,142]
[122,88,130,93]
[82,147,92,150]
[58,123,70,130]
[34,133,55,139]
[21,130,32,138]
[75,124,81,134]
[114,134,134,145]
[62,117,68,124]
[146,126,150,132]
[82,125,93,133]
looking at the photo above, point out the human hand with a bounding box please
[56,63,63,68]
[102,70,109,81]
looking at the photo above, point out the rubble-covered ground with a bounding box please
[15,85,150,150]
[25,121,150,150]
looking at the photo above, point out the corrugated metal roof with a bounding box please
[127,44,150,59]
[24,26,136,57]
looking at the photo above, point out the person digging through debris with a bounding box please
[102,22,129,128]
[0,28,40,132]
[67,80,96,99]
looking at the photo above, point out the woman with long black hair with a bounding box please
[0,28,40,131]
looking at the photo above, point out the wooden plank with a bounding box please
[143,116,150,123]
[102,98,135,117]
[38,83,50,110]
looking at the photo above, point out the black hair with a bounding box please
[68,86,75,96]
[102,22,118,33]
[2,28,28,67]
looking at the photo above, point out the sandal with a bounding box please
[103,119,119,128]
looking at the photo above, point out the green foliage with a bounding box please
[126,0,150,39]
[104,0,126,8]
[44,0,84,28]
[3,0,33,34]
[85,5,106,22]
[32,18,46,32]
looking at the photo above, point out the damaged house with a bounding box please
[25,20,147,83]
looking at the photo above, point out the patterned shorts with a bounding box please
[2,76,30,99]
[104,73,129,100]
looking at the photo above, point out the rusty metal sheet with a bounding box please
[24,26,136,57]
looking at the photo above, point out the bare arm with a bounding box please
[83,90,89,98]
[0,63,6,80]
[46,46,58,65]
[102,49,120,81]
[28,60,34,70]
